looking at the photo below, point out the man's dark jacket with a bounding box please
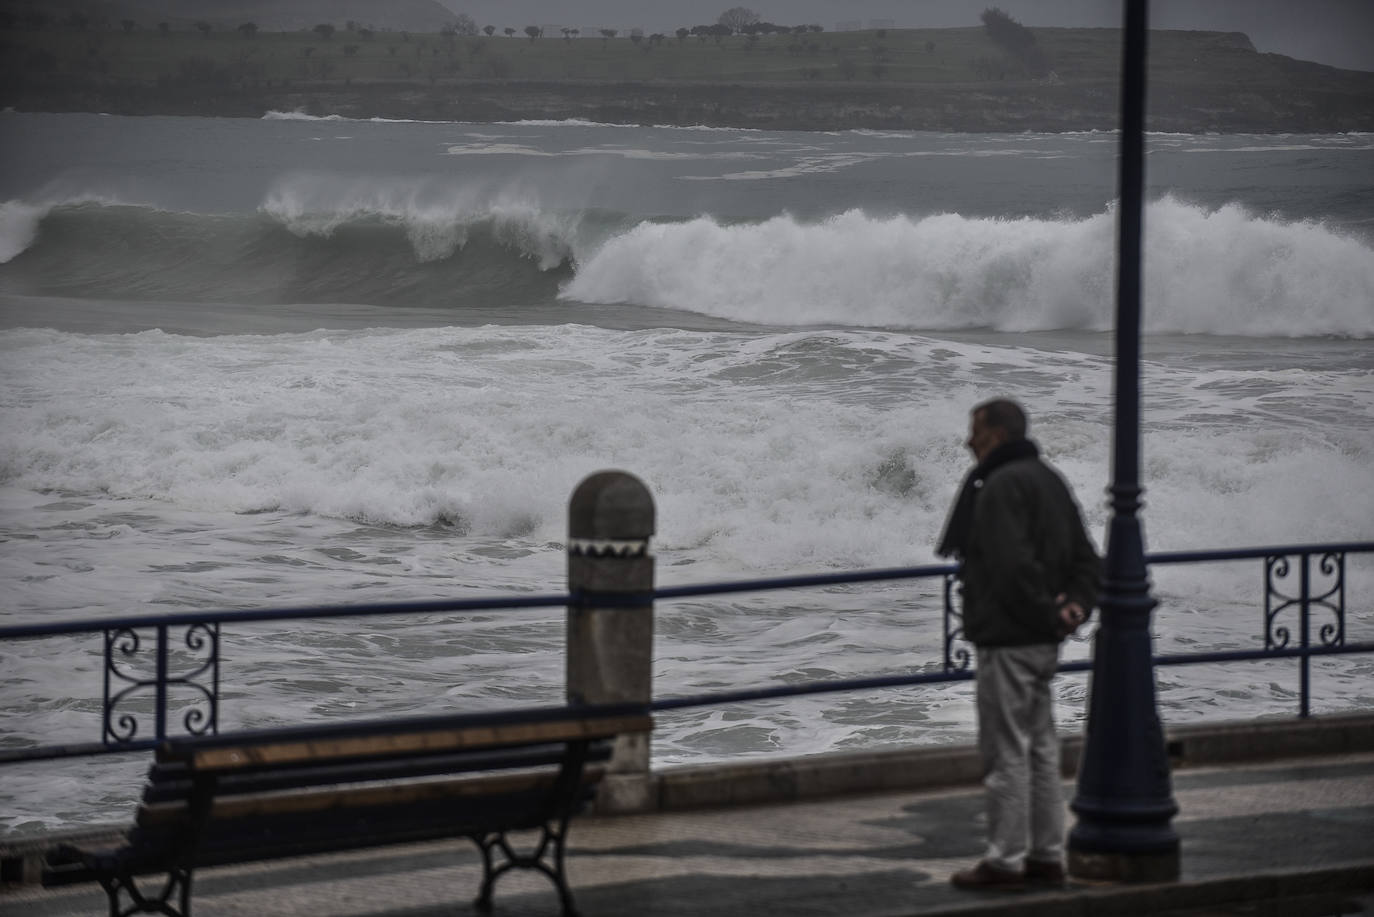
[938,440,1101,647]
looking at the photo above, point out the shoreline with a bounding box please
[6,77,1374,133]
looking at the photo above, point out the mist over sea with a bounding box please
[1,112,1372,833]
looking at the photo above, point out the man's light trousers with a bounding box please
[975,643,1064,871]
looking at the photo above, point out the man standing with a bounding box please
[937,398,1100,890]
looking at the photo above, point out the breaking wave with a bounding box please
[0,181,606,307]
[3,187,1370,336]
[563,197,1374,337]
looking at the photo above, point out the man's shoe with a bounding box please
[950,860,1025,891]
[1024,858,1066,886]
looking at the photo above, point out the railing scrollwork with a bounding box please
[1264,550,1346,718]
[102,622,219,748]
[942,572,971,673]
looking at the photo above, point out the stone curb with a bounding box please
[635,711,1374,813]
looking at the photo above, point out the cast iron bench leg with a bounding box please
[471,818,579,917]
[98,865,191,917]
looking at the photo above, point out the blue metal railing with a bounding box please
[0,541,1369,765]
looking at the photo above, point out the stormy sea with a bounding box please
[1,111,1371,833]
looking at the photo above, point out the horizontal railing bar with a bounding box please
[0,592,574,640]
[2,543,1370,641]
[650,563,958,600]
[1148,542,1374,565]
[649,668,975,711]
[1152,642,1374,666]
[0,740,155,765]
[649,643,1374,712]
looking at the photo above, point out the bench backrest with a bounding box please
[128,705,651,867]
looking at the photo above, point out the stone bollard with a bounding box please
[566,470,655,813]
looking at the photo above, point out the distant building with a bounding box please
[835,20,861,32]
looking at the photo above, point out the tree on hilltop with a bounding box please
[980,7,1048,75]
[313,23,336,40]
[717,6,760,34]
[524,25,542,41]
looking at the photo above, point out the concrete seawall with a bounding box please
[648,710,1374,811]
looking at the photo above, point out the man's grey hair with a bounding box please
[973,398,1028,441]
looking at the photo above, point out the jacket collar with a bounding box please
[974,438,1039,480]
[936,439,1040,558]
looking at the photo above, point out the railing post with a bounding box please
[1300,553,1311,718]
[102,629,114,747]
[566,470,656,813]
[155,624,168,742]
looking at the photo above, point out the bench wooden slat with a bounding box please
[141,742,613,803]
[185,713,651,771]
[137,767,602,825]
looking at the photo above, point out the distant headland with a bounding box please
[3,20,1372,132]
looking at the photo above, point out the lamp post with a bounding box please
[1067,0,1181,883]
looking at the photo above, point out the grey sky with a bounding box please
[442,0,1374,71]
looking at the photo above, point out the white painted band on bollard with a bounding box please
[568,537,652,558]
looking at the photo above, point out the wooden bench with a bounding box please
[42,703,652,917]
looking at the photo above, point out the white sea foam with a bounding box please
[259,175,581,267]
[0,200,46,263]
[1,325,1368,570]
[650,123,760,132]
[0,193,133,263]
[445,142,558,156]
[262,109,347,121]
[565,147,767,162]
[496,118,636,128]
[562,198,1374,337]
[685,152,881,180]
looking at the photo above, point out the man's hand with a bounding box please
[1056,593,1087,637]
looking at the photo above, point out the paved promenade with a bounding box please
[7,750,1373,917]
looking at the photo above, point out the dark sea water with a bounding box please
[1,111,1371,833]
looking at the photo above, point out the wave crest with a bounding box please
[260,175,581,268]
[562,197,1374,337]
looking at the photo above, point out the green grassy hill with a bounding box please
[2,21,1371,132]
